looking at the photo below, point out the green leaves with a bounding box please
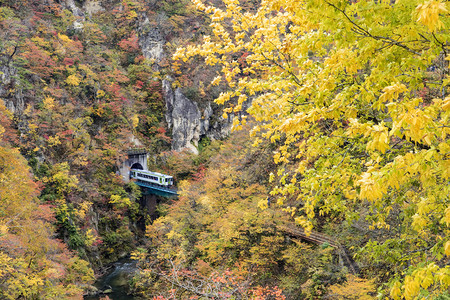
[177,0,450,297]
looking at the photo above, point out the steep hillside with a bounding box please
[0,104,93,298]
[0,0,196,271]
[1,0,449,299]
[0,0,233,287]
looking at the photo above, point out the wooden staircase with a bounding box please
[278,225,359,275]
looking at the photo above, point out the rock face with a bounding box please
[84,0,104,15]
[163,80,201,154]
[137,16,232,154]
[64,0,85,30]
[163,79,233,154]
[137,16,165,67]
[0,63,24,114]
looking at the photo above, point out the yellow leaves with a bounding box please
[126,9,138,20]
[42,96,55,110]
[358,172,386,201]
[378,83,408,109]
[47,135,61,146]
[110,194,132,208]
[389,98,439,145]
[0,223,8,236]
[211,7,227,22]
[31,36,51,49]
[57,33,72,43]
[294,216,313,234]
[404,275,421,300]
[96,89,105,98]
[232,116,242,130]
[343,188,357,200]
[211,76,222,86]
[65,74,81,86]
[417,197,433,215]
[269,172,275,183]
[192,0,207,11]
[166,229,181,240]
[329,274,376,299]
[398,263,450,300]
[411,213,428,231]
[174,0,450,296]
[445,241,450,256]
[324,48,361,75]
[84,228,96,247]
[390,280,402,300]
[131,114,139,128]
[42,162,79,196]
[442,96,450,111]
[444,206,450,226]
[366,124,390,153]
[0,144,90,298]
[416,0,448,32]
[257,199,268,210]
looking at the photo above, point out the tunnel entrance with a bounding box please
[130,163,144,170]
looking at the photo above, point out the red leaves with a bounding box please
[21,41,58,79]
[63,57,75,66]
[118,33,140,53]
[135,80,144,89]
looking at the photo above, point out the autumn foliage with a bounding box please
[174,0,450,298]
[0,112,93,298]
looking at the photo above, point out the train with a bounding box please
[130,169,174,187]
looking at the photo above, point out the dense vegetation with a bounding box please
[0,0,449,299]
[0,105,94,299]
[132,129,379,299]
[0,0,171,297]
[172,0,450,299]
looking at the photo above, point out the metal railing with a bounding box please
[134,180,178,195]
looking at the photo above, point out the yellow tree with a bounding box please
[0,104,93,299]
[174,0,450,298]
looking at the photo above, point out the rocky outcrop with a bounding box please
[163,79,234,154]
[64,0,83,16]
[0,63,24,114]
[64,0,85,30]
[137,16,165,67]
[163,80,201,154]
[84,0,104,15]
[137,15,233,154]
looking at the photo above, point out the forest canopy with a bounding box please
[174,0,450,298]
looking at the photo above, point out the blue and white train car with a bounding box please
[130,169,174,187]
